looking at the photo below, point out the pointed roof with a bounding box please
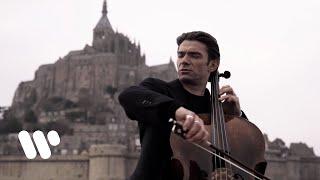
[102,0,107,16]
[94,0,113,33]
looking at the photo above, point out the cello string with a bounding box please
[210,78,218,176]
[216,73,224,175]
[216,81,233,179]
[191,142,264,180]
[213,73,224,180]
[216,73,227,179]
[211,73,222,177]
[218,99,232,180]
[214,71,227,180]
[215,73,229,180]
[212,73,223,175]
[216,71,233,179]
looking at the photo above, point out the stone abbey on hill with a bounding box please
[8,0,176,132]
[1,0,177,161]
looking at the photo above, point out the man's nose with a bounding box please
[180,54,191,65]
[178,60,190,69]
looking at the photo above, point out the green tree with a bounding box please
[104,85,117,98]
[0,117,23,134]
[24,110,38,123]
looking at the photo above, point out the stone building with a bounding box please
[0,106,9,120]
[9,0,177,124]
[0,1,176,179]
[2,0,176,153]
[264,135,320,180]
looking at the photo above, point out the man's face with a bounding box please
[177,40,217,85]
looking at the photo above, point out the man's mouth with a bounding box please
[179,69,192,73]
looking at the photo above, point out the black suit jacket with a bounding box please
[118,78,266,180]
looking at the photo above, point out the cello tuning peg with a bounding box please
[219,71,231,79]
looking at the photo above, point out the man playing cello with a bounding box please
[119,31,267,180]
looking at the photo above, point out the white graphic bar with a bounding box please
[47,130,60,146]
[18,131,37,159]
[33,131,51,159]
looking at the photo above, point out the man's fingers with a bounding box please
[185,121,201,138]
[182,115,195,131]
[218,94,238,102]
[219,85,236,96]
[185,118,208,142]
[188,130,204,142]
[175,107,195,124]
[188,128,208,142]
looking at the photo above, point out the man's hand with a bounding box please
[175,107,209,143]
[219,85,241,116]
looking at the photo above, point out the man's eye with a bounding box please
[177,52,185,58]
[190,53,201,58]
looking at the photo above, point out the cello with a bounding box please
[170,71,270,180]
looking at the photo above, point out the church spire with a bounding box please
[92,0,114,52]
[102,0,107,16]
[93,0,113,33]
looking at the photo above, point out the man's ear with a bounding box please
[208,59,220,73]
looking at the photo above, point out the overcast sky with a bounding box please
[1,0,320,155]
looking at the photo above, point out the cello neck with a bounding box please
[210,71,230,153]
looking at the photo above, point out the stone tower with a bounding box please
[92,0,114,52]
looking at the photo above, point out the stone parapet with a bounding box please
[0,155,88,162]
[89,144,128,180]
[0,155,89,180]
[89,144,127,157]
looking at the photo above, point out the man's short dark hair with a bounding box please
[177,31,220,61]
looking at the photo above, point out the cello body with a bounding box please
[170,71,267,180]
[170,115,266,180]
